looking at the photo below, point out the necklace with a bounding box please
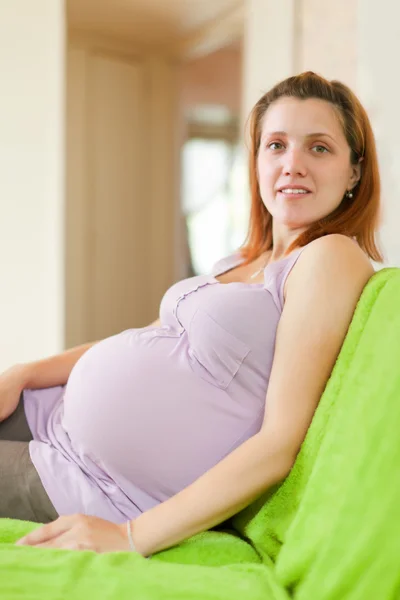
[250,253,271,279]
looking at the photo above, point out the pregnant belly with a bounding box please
[62,329,259,499]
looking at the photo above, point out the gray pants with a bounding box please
[0,394,58,523]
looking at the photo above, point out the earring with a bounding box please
[345,190,353,199]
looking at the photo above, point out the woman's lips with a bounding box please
[277,190,312,199]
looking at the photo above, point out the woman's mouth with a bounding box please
[277,188,312,199]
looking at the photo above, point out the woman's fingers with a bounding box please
[15,514,130,553]
[35,531,93,551]
[16,515,78,546]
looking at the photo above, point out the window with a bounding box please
[181,109,249,276]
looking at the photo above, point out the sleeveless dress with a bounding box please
[23,246,308,523]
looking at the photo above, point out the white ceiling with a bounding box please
[67,0,243,48]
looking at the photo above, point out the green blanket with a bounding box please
[1,268,400,599]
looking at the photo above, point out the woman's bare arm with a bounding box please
[18,317,161,390]
[130,235,373,557]
[259,234,374,460]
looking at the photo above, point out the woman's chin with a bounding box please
[274,212,315,230]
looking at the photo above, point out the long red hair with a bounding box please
[239,71,383,264]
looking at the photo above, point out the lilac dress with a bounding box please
[23,248,306,523]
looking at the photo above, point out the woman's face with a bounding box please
[256,97,361,230]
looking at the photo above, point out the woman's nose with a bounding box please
[282,149,307,176]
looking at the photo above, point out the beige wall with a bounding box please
[242,0,297,124]
[358,0,400,267]
[181,45,242,115]
[66,35,181,347]
[299,0,357,87]
[0,0,65,371]
[243,0,357,121]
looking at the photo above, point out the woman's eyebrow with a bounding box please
[263,130,337,142]
[306,132,337,142]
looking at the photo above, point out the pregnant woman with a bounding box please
[1,71,380,557]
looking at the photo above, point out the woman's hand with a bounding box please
[15,514,132,553]
[0,364,29,422]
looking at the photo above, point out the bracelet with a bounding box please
[126,520,152,558]
[126,520,136,552]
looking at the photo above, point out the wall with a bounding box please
[243,0,357,119]
[181,44,242,116]
[298,0,357,88]
[66,35,181,347]
[358,0,400,267]
[0,0,65,371]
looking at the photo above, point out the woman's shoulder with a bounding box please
[286,234,374,297]
[301,234,373,268]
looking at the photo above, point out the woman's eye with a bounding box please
[312,145,329,154]
[266,142,329,153]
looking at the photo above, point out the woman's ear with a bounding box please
[350,157,363,189]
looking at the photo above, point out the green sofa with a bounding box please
[1,267,399,599]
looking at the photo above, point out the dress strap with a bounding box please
[263,246,307,313]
